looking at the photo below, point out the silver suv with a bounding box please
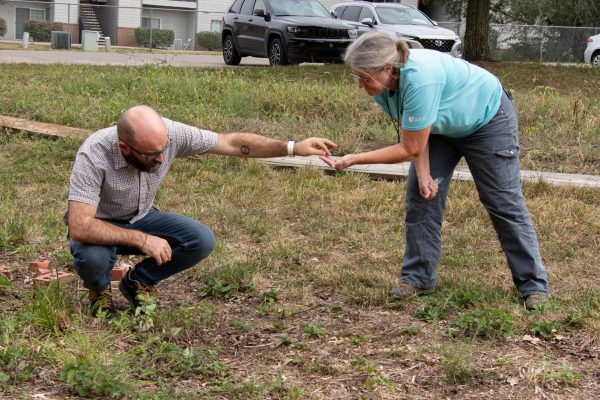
[331,1,462,58]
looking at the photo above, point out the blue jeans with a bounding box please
[402,91,549,298]
[69,209,216,291]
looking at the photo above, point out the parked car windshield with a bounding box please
[376,7,433,26]
[268,0,331,18]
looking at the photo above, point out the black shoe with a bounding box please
[88,287,116,318]
[118,269,156,313]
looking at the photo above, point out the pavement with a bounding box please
[0,49,270,67]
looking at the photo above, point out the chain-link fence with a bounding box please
[1,1,598,62]
[437,21,599,63]
[0,0,224,50]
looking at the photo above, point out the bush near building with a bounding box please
[134,28,175,49]
[197,32,221,51]
[23,20,64,42]
[0,18,6,37]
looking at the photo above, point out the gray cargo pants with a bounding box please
[402,91,549,298]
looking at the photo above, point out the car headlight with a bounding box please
[396,32,416,41]
[348,29,358,39]
[287,26,302,34]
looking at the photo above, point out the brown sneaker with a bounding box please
[524,293,549,311]
[88,287,116,317]
[388,282,434,300]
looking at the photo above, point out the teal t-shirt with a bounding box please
[374,49,503,139]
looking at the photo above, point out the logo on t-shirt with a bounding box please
[408,115,427,124]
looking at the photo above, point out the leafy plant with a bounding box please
[134,28,175,49]
[302,321,324,339]
[61,355,134,397]
[23,20,63,42]
[449,308,515,340]
[0,18,6,37]
[197,31,221,50]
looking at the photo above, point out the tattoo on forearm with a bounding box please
[240,145,250,155]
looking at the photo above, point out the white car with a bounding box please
[331,1,462,58]
[583,34,600,66]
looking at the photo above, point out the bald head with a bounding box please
[117,105,167,148]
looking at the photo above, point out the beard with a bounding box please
[123,152,162,173]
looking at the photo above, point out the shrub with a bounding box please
[0,18,6,38]
[197,31,221,50]
[134,28,174,49]
[23,20,64,42]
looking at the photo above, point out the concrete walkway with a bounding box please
[0,49,269,67]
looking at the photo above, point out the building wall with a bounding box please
[118,0,142,27]
[0,1,52,40]
[142,8,195,44]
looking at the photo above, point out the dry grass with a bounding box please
[0,62,599,398]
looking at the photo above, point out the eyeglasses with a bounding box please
[349,73,374,83]
[119,136,169,161]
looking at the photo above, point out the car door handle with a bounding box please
[234,17,239,20]
[248,18,253,22]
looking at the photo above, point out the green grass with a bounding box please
[0,63,599,398]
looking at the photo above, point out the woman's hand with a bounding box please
[319,154,356,171]
[418,175,439,201]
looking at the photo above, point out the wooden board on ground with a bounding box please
[0,115,89,139]
[258,156,600,189]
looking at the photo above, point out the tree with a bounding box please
[463,0,492,60]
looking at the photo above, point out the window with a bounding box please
[333,6,346,18]
[142,17,160,30]
[15,7,46,39]
[340,6,361,22]
[210,19,222,32]
[240,0,256,16]
[253,0,265,13]
[358,7,375,22]
[29,9,46,21]
[229,0,244,14]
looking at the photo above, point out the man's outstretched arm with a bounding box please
[68,201,172,265]
[210,133,336,158]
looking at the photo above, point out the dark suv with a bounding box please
[222,0,357,66]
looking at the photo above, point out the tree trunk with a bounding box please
[464,0,493,61]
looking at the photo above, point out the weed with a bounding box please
[440,344,480,385]
[0,275,10,294]
[449,308,515,340]
[542,362,580,387]
[351,356,395,393]
[228,319,252,331]
[399,326,421,336]
[302,321,324,339]
[23,283,74,334]
[530,320,563,338]
[61,355,134,398]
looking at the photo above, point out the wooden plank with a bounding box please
[1,115,598,189]
[0,115,89,140]
[257,156,600,189]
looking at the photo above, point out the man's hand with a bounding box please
[294,137,337,157]
[140,234,172,266]
[319,154,356,171]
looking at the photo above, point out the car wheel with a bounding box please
[268,38,289,66]
[223,35,241,66]
[592,51,600,67]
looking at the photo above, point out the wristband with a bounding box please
[287,140,295,157]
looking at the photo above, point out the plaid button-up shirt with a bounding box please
[68,118,217,223]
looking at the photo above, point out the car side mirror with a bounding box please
[254,9,265,17]
[361,17,374,27]
[331,11,338,19]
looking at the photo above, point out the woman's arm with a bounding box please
[320,126,431,170]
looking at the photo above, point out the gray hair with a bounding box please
[344,32,410,72]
